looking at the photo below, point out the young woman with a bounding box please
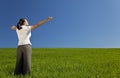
[11,16,53,75]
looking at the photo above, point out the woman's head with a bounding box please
[17,18,29,30]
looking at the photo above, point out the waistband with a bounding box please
[18,44,31,47]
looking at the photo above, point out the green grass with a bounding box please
[0,48,120,78]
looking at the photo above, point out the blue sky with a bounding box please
[0,0,120,48]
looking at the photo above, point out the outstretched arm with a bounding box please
[31,16,53,30]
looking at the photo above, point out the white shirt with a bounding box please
[16,25,32,45]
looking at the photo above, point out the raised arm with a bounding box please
[31,16,53,30]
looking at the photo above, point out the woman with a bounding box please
[11,16,53,75]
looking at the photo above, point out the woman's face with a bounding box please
[24,19,29,26]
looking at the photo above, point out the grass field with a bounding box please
[0,48,120,78]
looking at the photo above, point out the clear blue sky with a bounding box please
[0,0,120,48]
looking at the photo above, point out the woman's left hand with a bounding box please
[11,26,16,30]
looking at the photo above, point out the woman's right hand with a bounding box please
[46,16,53,21]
